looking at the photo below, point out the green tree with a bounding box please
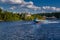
[0,8,3,20]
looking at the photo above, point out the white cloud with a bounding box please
[0,7,3,9]
[51,7,60,11]
[28,1,33,5]
[42,6,51,9]
[42,6,60,11]
[0,0,60,13]
[0,0,41,10]
[56,8,60,11]
[0,0,33,5]
[10,0,24,4]
[10,6,16,10]
[0,0,5,2]
[27,5,41,10]
[51,7,56,10]
[0,0,24,4]
[27,5,33,8]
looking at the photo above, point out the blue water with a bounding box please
[0,20,60,40]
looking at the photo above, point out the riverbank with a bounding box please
[0,20,3,21]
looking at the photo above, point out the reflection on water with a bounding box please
[0,20,60,40]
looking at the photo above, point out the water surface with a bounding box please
[0,20,60,40]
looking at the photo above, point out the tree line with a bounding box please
[0,8,21,21]
[38,12,60,18]
[0,8,60,21]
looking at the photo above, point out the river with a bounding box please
[0,20,60,40]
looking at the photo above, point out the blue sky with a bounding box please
[25,0,60,7]
[0,0,60,13]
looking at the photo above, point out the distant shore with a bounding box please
[0,20,4,21]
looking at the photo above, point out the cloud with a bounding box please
[0,0,41,10]
[29,1,33,5]
[0,0,33,5]
[0,0,6,2]
[0,0,24,4]
[42,6,60,11]
[0,0,60,13]
[10,6,16,10]
[26,4,41,10]
[51,7,56,10]
[56,8,60,11]
[42,6,50,9]
[0,7,3,9]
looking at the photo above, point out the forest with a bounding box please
[0,8,60,21]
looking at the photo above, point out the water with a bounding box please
[0,20,60,40]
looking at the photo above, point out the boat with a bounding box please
[33,18,45,23]
[34,19,49,23]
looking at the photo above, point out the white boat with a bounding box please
[33,18,53,23]
[34,19,59,24]
[34,18,45,23]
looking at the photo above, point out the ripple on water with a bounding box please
[0,21,60,40]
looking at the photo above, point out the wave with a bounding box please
[43,20,60,24]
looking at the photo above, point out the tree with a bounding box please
[0,8,3,20]
[0,8,2,13]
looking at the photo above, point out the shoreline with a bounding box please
[0,20,4,21]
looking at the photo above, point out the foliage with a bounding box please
[0,8,60,21]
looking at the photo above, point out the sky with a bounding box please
[0,0,60,13]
